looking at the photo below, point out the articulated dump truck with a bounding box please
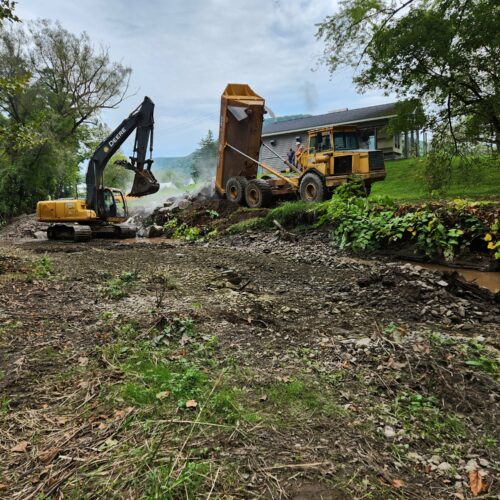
[215,84,386,208]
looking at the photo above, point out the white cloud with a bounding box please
[15,0,392,156]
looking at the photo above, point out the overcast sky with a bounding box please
[16,0,390,157]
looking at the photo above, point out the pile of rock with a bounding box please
[0,214,48,240]
[162,181,216,212]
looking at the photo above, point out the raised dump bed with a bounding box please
[215,83,265,201]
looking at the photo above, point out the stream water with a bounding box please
[413,262,500,293]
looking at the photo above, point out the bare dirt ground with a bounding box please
[0,222,498,498]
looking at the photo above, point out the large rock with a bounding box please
[138,224,164,238]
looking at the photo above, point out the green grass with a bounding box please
[263,200,323,227]
[372,158,500,201]
[102,270,139,299]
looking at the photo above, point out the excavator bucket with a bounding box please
[128,170,160,198]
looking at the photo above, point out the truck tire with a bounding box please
[226,177,248,205]
[300,173,326,202]
[245,179,273,208]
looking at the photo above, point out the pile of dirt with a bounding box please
[0,214,48,241]
[151,198,269,233]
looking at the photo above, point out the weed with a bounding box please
[208,385,259,425]
[37,345,60,360]
[268,377,345,418]
[393,391,466,441]
[426,330,455,347]
[0,397,11,413]
[114,322,140,340]
[206,209,219,219]
[32,255,54,279]
[121,356,207,408]
[383,321,398,335]
[103,270,139,299]
[264,201,323,228]
[149,268,179,308]
[0,320,22,335]
[465,356,498,374]
[144,459,209,499]
[479,434,497,449]
[152,317,195,347]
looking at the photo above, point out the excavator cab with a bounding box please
[103,188,127,220]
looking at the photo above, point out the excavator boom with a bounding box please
[86,96,159,215]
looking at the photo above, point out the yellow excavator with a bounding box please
[36,97,159,241]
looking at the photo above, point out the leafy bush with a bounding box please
[320,181,499,261]
[163,218,179,237]
[32,255,54,279]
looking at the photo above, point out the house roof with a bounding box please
[262,102,398,136]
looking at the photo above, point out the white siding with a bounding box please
[259,132,308,171]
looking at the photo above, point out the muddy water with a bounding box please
[413,262,500,293]
[337,256,499,293]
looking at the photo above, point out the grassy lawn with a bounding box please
[372,157,500,201]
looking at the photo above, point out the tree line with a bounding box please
[317,0,499,192]
[0,1,131,220]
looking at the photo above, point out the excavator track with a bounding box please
[47,224,92,242]
[47,224,136,242]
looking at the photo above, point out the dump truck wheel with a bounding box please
[299,173,325,202]
[245,179,273,208]
[226,177,248,205]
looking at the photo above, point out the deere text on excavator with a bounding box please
[37,97,159,241]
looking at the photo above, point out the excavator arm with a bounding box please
[85,96,159,217]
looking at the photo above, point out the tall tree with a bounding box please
[317,0,500,152]
[0,20,131,217]
[0,0,19,23]
[191,130,218,181]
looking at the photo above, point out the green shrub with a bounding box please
[32,255,54,279]
[320,182,498,260]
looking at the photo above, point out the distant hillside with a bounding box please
[153,155,195,184]
[154,155,194,172]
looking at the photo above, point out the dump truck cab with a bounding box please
[297,126,386,193]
